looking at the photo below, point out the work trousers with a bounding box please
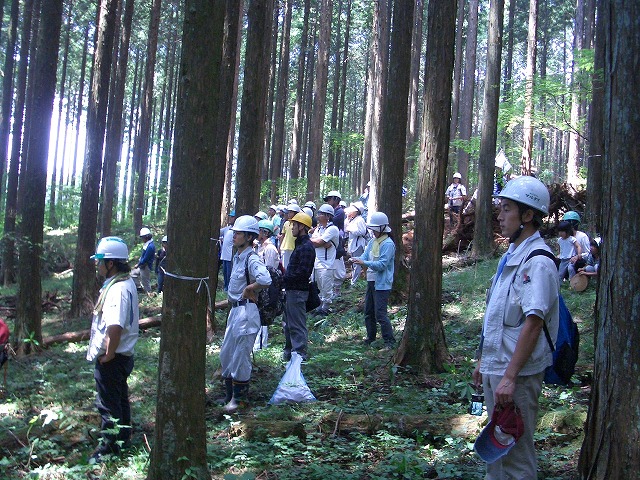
[283,289,309,359]
[220,304,261,382]
[364,282,395,346]
[131,265,151,292]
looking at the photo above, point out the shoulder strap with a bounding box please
[244,251,258,285]
[525,248,559,352]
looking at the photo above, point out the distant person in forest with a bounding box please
[445,172,467,227]
[310,204,339,317]
[131,227,155,293]
[155,236,168,293]
[219,211,236,291]
[556,221,581,281]
[254,220,281,351]
[279,203,301,269]
[219,216,271,413]
[87,237,139,462]
[472,176,559,478]
[345,202,368,286]
[350,211,396,350]
[323,190,347,296]
[562,211,591,278]
[577,237,601,278]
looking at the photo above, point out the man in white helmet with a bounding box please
[131,227,155,293]
[310,204,340,316]
[219,215,271,413]
[472,176,559,478]
[445,172,467,227]
[87,237,140,462]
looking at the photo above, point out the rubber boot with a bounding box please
[216,377,233,405]
[223,380,249,413]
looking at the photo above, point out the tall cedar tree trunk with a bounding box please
[394,0,456,371]
[71,26,89,188]
[133,0,161,233]
[579,1,640,475]
[208,0,243,318]
[220,0,243,225]
[289,0,310,180]
[361,38,374,191]
[101,0,135,236]
[48,0,71,226]
[305,0,332,201]
[585,0,603,233]
[405,0,422,173]
[455,0,478,179]
[300,23,317,180]
[378,0,413,300]
[326,0,343,178]
[147,3,225,478]
[566,0,584,187]
[449,0,464,152]
[503,0,516,99]
[269,0,292,203]
[367,0,389,214]
[333,0,352,178]
[69,0,118,318]
[520,0,537,175]
[236,0,275,214]
[15,0,62,351]
[0,0,19,208]
[262,3,278,184]
[472,0,504,258]
[2,0,34,286]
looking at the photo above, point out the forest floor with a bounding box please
[0,250,593,479]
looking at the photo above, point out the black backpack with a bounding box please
[245,252,285,326]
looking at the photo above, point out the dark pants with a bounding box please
[94,354,134,452]
[222,260,233,291]
[449,205,461,227]
[283,289,309,359]
[364,282,395,346]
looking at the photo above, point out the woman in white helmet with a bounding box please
[131,227,155,293]
[445,172,467,227]
[87,237,139,461]
[219,216,272,413]
[350,211,396,349]
[344,202,368,286]
[472,176,559,478]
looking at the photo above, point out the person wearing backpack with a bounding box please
[219,216,272,413]
[472,176,559,479]
[253,220,281,351]
[310,204,340,317]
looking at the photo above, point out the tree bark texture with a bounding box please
[146,2,225,479]
[394,0,456,373]
[305,0,332,201]
[236,0,275,214]
[333,0,352,178]
[69,0,118,319]
[579,2,640,476]
[405,0,422,171]
[449,0,464,148]
[15,0,63,350]
[566,0,585,187]
[520,0,537,175]
[472,0,504,259]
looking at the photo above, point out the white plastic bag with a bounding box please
[269,352,316,405]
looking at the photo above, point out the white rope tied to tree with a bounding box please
[160,266,212,314]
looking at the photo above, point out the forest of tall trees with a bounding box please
[0,0,637,478]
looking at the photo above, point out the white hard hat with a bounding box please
[286,203,301,213]
[231,215,260,235]
[339,200,347,207]
[453,172,462,179]
[161,235,168,243]
[302,207,314,218]
[254,211,269,220]
[288,198,298,205]
[497,176,550,216]
[323,190,342,201]
[367,211,391,233]
[318,204,335,216]
[91,236,129,261]
[351,201,365,214]
[304,201,317,210]
[139,227,152,237]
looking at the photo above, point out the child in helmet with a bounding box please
[556,221,582,280]
[562,211,591,277]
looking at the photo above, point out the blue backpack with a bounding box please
[526,249,580,385]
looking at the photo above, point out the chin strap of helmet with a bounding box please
[509,224,525,244]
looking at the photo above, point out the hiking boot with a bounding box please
[216,377,233,405]
[223,380,250,414]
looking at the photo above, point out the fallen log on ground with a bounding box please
[228,419,307,442]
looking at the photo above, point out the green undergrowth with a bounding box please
[0,256,595,479]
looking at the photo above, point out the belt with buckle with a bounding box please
[231,299,254,308]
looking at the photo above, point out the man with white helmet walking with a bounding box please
[445,172,467,227]
[131,227,155,293]
[310,204,340,316]
[472,176,559,478]
[87,237,139,461]
[219,215,272,413]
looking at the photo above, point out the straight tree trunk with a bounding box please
[326,0,343,177]
[361,40,374,192]
[334,0,352,177]
[133,0,162,233]
[503,0,516,99]
[455,0,479,179]
[472,0,504,259]
[305,0,332,201]
[449,0,464,148]
[585,0,604,233]
[15,0,63,351]
[405,0,422,173]
[147,2,225,477]
[394,0,456,372]
[100,0,135,236]
[579,1,640,476]
[566,0,584,187]
[2,0,34,286]
[379,0,413,299]
[367,0,388,214]
[236,0,275,214]
[69,0,118,318]
[288,0,310,180]
[270,0,292,203]
[300,23,317,181]
[262,1,279,183]
[70,25,89,188]
[520,0,537,175]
